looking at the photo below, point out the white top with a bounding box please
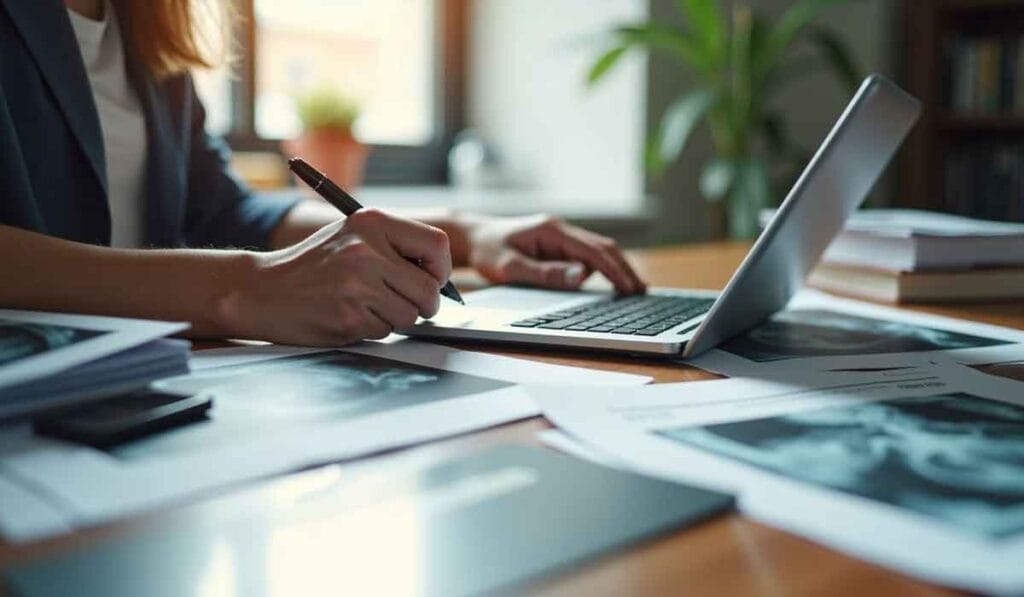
[68,2,147,248]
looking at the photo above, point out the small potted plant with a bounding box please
[283,85,367,189]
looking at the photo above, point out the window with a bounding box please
[193,0,466,184]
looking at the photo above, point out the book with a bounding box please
[808,263,1024,303]
[760,209,1024,271]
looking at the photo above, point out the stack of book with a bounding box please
[760,209,1024,303]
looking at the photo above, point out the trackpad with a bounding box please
[422,287,598,329]
[464,287,591,310]
[424,305,510,328]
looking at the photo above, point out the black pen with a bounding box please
[288,157,465,306]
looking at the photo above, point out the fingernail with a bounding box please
[564,263,585,285]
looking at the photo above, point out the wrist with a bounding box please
[211,250,264,339]
[447,210,486,267]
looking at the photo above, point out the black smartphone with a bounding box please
[33,390,213,449]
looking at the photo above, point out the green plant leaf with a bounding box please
[801,26,862,94]
[587,45,630,86]
[656,89,717,168]
[730,6,754,136]
[700,158,737,201]
[614,24,707,73]
[674,0,726,66]
[645,133,667,175]
[759,0,847,75]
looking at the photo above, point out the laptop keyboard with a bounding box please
[509,295,715,336]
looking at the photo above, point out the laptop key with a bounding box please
[538,317,589,330]
[610,328,638,334]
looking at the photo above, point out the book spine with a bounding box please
[1001,37,1015,112]
[1017,36,1024,114]
[978,38,1000,113]
[943,107,1024,222]
[965,38,979,112]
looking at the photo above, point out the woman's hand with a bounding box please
[224,209,451,346]
[461,215,646,294]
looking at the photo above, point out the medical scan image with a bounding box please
[660,392,1024,538]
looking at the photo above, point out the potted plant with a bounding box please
[283,86,368,189]
[589,0,862,238]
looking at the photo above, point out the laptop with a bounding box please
[405,74,921,358]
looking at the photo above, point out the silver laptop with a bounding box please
[405,75,921,358]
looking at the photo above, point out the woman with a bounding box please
[0,0,646,346]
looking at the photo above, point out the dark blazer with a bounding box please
[0,0,298,249]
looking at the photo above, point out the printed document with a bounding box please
[0,339,650,542]
[531,363,1024,594]
[689,289,1024,377]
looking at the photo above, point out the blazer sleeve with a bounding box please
[181,78,300,250]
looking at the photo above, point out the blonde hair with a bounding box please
[119,0,231,80]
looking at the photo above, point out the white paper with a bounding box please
[530,363,1024,594]
[537,429,623,467]
[689,289,1024,378]
[0,339,650,542]
[0,310,187,389]
[0,466,73,541]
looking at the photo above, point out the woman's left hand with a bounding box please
[460,215,646,294]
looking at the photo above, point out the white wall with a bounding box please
[468,0,648,214]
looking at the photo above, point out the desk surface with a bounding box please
[4,242,1024,596]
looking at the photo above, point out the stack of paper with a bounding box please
[0,310,190,420]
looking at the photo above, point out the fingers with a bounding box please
[380,264,436,319]
[358,306,394,340]
[346,209,453,285]
[323,300,392,345]
[535,222,644,294]
[605,244,647,294]
[379,258,442,318]
[499,253,591,290]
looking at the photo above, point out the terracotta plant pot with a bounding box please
[282,127,369,190]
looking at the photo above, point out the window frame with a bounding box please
[220,0,467,185]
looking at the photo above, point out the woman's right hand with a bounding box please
[221,208,452,346]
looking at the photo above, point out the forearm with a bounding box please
[270,199,475,266]
[0,225,255,338]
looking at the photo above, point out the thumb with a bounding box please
[502,254,589,290]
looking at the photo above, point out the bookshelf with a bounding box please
[900,0,1024,221]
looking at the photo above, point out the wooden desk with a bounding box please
[3,242,1021,596]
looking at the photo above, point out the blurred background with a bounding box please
[194,0,1024,248]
